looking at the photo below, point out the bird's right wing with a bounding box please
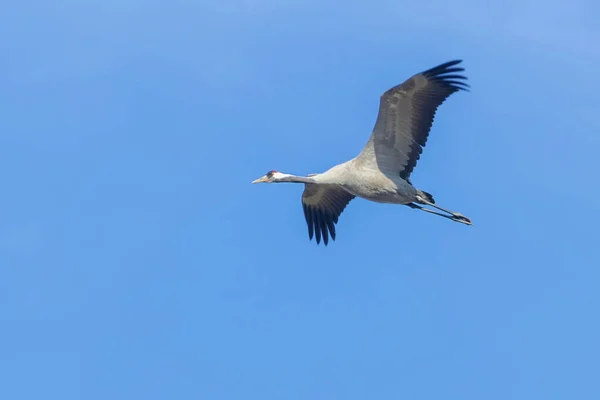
[301,184,355,245]
[355,60,469,180]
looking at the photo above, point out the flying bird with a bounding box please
[252,59,472,245]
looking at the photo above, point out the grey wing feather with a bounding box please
[356,60,469,179]
[301,184,355,245]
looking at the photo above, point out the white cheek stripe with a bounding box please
[273,172,291,179]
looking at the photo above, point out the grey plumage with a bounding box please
[252,59,472,245]
[356,60,469,180]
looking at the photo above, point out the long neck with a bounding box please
[279,174,316,184]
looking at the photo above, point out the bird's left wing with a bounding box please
[355,60,469,180]
[301,184,355,245]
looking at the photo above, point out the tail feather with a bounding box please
[417,190,435,204]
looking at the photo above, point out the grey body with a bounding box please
[252,59,472,245]
[315,160,418,204]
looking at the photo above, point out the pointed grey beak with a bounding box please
[252,176,269,184]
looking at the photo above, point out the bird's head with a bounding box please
[251,170,290,184]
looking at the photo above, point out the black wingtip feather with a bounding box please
[314,211,322,245]
[302,206,341,246]
[424,59,463,75]
[318,210,329,246]
[326,217,336,241]
[303,204,314,241]
[437,67,465,74]
[438,74,468,81]
[422,60,470,93]
[301,189,355,246]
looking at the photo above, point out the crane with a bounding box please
[252,59,472,245]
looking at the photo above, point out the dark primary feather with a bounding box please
[301,184,355,245]
[369,59,469,179]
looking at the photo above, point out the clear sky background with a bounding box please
[1,1,599,399]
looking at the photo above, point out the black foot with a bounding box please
[452,214,472,225]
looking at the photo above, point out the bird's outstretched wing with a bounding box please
[301,184,355,245]
[355,60,469,180]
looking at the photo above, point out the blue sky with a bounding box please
[1,1,599,399]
